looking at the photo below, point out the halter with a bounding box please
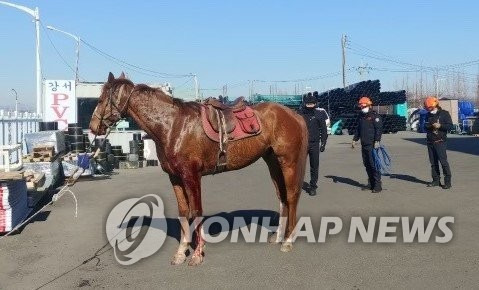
[89,83,135,151]
[93,84,134,129]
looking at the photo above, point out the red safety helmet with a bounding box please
[424,96,439,110]
[358,96,373,108]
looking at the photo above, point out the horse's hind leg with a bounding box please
[169,175,190,265]
[278,162,303,252]
[272,129,307,252]
[181,171,205,266]
[263,151,288,244]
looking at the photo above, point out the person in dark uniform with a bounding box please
[352,96,383,193]
[424,96,453,189]
[299,93,328,196]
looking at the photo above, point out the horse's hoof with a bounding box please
[188,254,204,266]
[280,242,293,252]
[170,253,187,265]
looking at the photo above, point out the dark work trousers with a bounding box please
[361,145,382,189]
[427,141,451,184]
[308,141,320,189]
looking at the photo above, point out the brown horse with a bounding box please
[90,72,308,266]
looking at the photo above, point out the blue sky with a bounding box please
[1,1,478,109]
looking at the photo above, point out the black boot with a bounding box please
[372,183,382,193]
[362,179,372,191]
[442,176,452,189]
[427,180,440,187]
[308,187,317,196]
[302,183,311,193]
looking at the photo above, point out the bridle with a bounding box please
[89,83,135,151]
[93,83,134,130]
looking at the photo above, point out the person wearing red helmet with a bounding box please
[352,96,383,193]
[424,96,453,189]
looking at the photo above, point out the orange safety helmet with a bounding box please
[358,96,373,107]
[424,96,439,110]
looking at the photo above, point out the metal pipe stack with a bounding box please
[67,123,85,153]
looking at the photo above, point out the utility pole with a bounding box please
[46,25,81,83]
[0,1,42,117]
[11,89,18,116]
[357,61,371,81]
[193,74,199,100]
[341,34,347,88]
[222,85,227,98]
[248,80,252,101]
[250,80,255,101]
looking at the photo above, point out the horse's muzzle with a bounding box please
[89,118,106,135]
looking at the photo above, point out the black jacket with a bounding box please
[425,108,453,143]
[299,107,328,144]
[353,111,383,146]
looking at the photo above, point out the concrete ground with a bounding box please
[1,131,478,289]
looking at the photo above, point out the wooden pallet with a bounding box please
[0,171,45,190]
[23,154,53,163]
[32,145,55,158]
[24,171,46,190]
[0,171,25,181]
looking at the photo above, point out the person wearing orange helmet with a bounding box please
[424,96,453,189]
[352,96,383,193]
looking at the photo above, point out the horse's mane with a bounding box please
[133,83,191,107]
[109,78,198,108]
[111,78,134,87]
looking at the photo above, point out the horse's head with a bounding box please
[89,72,134,135]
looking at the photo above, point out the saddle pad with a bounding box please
[200,105,262,142]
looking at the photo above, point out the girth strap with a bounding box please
[214,109,228,174]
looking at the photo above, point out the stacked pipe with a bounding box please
[83,134,90,152]
[129,140,140,162]
[373,91,406,106]
[38,121,58,131]
[132,133,144,161]
[317,80,381,115]
[332,114,407,135]
[313,80,406,134]
[67,123,85,153]
[93,138,110,172]
[111,146,125,169]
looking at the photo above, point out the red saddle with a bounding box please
[201,97,262,143]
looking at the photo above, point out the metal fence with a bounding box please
[0,110,41,166]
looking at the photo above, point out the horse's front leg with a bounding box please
[182,171,204,266]
[169,175,190,265]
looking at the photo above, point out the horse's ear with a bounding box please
[119,71,126,79]
[107,72,115,83]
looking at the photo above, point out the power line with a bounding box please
[254,72,342,83]
[346,39,479,80]
[40,21,83,81]
[349,49,478,83]
[173,76,194,90]
[80,39,192,79]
